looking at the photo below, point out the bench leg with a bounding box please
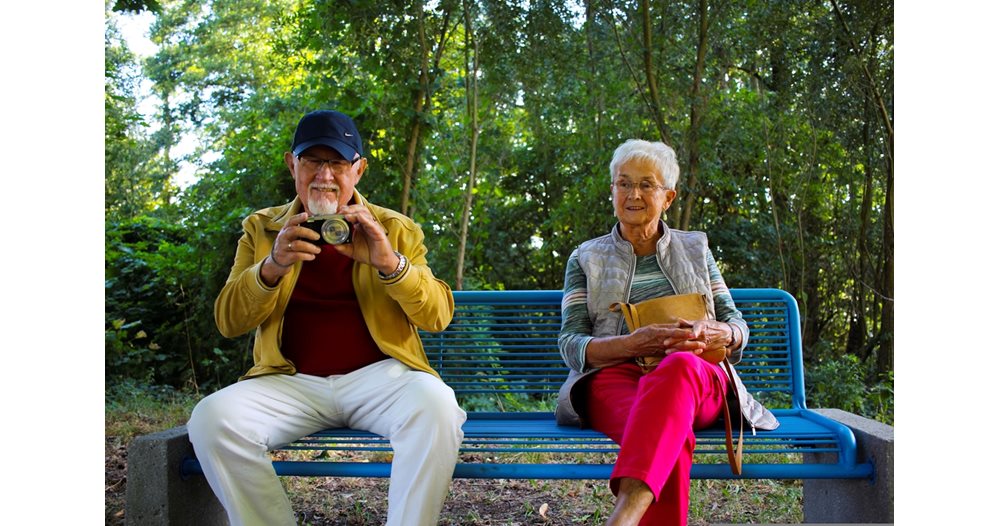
[126,425,228,526]
[802,408,894,524]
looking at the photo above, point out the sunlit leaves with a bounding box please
[106,0,893,388]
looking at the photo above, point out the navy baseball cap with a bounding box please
[291,110,364,160]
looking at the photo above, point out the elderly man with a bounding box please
[188,110,466,526]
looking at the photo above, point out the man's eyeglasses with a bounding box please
[297,155,358,175]
[613,180,668,194]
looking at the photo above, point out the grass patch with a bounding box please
[105,380,202,439]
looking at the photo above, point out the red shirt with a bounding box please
[280,245,386,376]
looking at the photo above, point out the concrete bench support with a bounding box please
[125,425,227,526]
[802,408,894,524]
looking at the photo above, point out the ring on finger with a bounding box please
[287,242,293,250]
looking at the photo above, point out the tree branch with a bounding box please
[602,8,655,123]
[829,0,893,148]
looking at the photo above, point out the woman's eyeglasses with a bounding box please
[613,180,668,194]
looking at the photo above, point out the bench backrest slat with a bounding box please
[420,288,805,411]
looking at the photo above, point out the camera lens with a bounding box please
[320,217,351,244]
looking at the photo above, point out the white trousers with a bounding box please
[187,358,467,526]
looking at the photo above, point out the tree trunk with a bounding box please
[848,103,873,361]
[456,0,480,291]
[400,2,454,217]
[401,101,423,217]
[754,73,788,290]
[830,0,893,374]
[585,0,604,153]
[878,151,893,375]
[801,218,825,352]
[677,0,708,231]
[400,0,429,217]
[640,0,669,144]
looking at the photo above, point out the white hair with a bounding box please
[609,139,680,190]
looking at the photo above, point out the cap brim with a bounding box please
[292,138,359,160]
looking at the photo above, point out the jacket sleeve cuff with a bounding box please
[727,319,750,363]
[250,259,281,297]
[377,254,411,285]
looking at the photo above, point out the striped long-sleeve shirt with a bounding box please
[558,250,743,373]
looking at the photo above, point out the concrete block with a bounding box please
[802,408,894,524]
[125,425,228,526]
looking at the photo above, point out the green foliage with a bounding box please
[806,353,894,425]
[105,216,186,385]
[105,12,176,222]
[459,392,557,413]
[105,215,250,391]
[106,0,893,422]
[113,0,162,14]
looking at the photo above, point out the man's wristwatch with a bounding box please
[378,251,407,280]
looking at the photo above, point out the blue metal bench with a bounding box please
[181,288,874,481]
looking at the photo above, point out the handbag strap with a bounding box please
[615,302,641,333]
[720,359,744,476]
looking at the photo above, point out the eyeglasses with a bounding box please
[613,180,668,194]
[297,155,358,175]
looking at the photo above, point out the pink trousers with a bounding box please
[586,351,729,526]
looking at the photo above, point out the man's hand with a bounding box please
[260,212,321,286]
[332,204,400,275]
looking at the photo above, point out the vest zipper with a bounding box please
[617,253,637,335]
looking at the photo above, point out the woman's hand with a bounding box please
[626,324,706,357]
[672,318,734,358]
[583,319,734,369]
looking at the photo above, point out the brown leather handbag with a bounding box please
[610,293,745,475]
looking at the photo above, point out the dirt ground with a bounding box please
[105,435,611,525]
[106,434,801,525]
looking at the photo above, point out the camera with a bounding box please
[303,214,353,245]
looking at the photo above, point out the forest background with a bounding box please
[10,1,1000,524]
[105,0,894,422]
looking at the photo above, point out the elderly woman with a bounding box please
[555,139,778,526]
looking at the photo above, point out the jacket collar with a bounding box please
[610,219,672,254]
[263,198,303,231]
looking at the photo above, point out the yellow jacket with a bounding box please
[214,192,454,380]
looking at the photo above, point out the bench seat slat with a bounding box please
[182,459,871,480]
[266,409,865,480]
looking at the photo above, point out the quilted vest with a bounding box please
[555,221,779,432]
[574,222,715,339]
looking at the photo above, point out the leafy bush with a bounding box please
[805,353,893,425]
[459,392,557,413]
[106,215,248,392]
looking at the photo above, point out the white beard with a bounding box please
[308,193,340,216]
